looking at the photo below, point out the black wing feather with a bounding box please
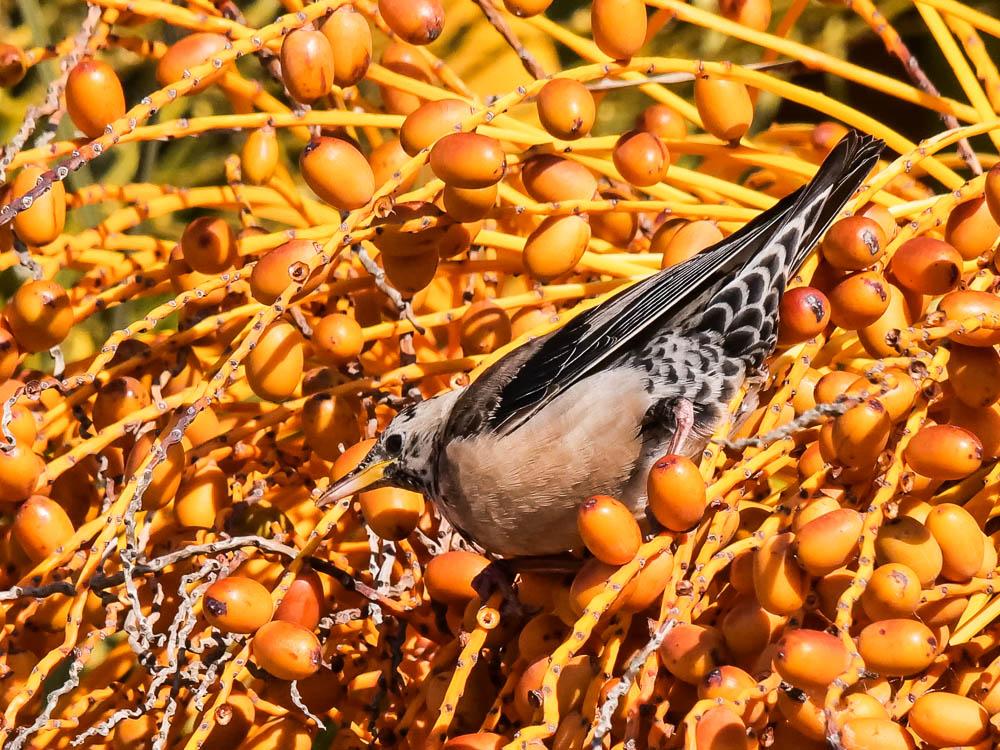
[484,131,884,434]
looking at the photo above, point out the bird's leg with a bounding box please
[664,398,695,455]
[472,556,582,617]
[471,559,521,618]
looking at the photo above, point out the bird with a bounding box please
[319,130,885,559]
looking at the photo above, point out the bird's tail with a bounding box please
[774,129,886,273]
[693,130,884,367]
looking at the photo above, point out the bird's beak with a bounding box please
[318,459,393,507]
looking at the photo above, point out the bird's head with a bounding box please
[318,388,462,505]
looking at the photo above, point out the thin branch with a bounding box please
[473,0,547,80]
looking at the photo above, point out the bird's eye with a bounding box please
[385,433,403,454]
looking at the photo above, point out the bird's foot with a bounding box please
[472,560,523,619]
[665,398,695,455]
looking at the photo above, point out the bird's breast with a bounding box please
[437,368,655,557]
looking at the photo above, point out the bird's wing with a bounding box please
[478,192,799,435]
[477,131,883,436]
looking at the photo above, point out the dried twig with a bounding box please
[473,0,547,80]
[0,3,103,182]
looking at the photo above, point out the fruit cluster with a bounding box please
[0,0,999,748]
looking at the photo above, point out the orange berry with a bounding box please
[793,508,863,576]
[622,548,673,612]
[570,557,631,615]
[242,126,280,186]
[860,563,920,621]
[694,77,754,142]
[909,692,989,747]
[11,164,66,246]
[156,33,230,93]
[857,284,912,358]
[503,0,553,16]
[5,279,73,352]
[875,516,943,587]
[636,103,688,139]
[840,719,916,750]
[281,28,334,103]
[612,130,670,187]
[429,133,506,189]
[92,376,150,432]
[945,196,1000,260]
[827,271,890,330]
[0,326,19,383]
[925,502,985,582]
[180,216,237,274]
[856,201,898,241]
[889,237,962,295]
[778,286,830,344]
[382,246,439,294]
[379,0,445,45]
[905,424,982,480]
[811,122,849,153]
[300,137,375,210]
[273,570,325,630]
[774,629,850,691]
[320,5,373,87]
[591,0,647,60]
[400,98,470,156]
[313,313,364,364]
[250,239,321,305]
[986,162,1000,224]
[857,619,936,677]
[948,343,1000,408]
[460,300,512,355]
[174,462,229,529]
[359,486,425,540]
[821,216,886,270]
[369,137,416,193]
[659,623,728,684]
[0,44,26,87]
[252,620,321,680]
[379,42,433,115]
[830,398,890,468]
[720,597,785,656]
[246,321,304,402]
[647,454,707,531]
[847,368,915,423]
[938,290,1000,347]
[66,59,126,138]
[590,191,638,246]
[520,154,598,203]
[443,184,497,222]
[753,532,806,615]
[203,576,273,633]
[536,78,596,141]
[577,495,641,565]
[694,706,747,750]
[514,655,592,724]
[13,495,74,563]
[654,220,724,269]
[719,0,771,31]
[0,443,44,504]
[424,550,490,604]
[302,394,360,460]
[6,404,34,447]
[523,214,591,281]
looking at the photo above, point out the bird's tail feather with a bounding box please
[779,129,885,273]
[693,130,884,365]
